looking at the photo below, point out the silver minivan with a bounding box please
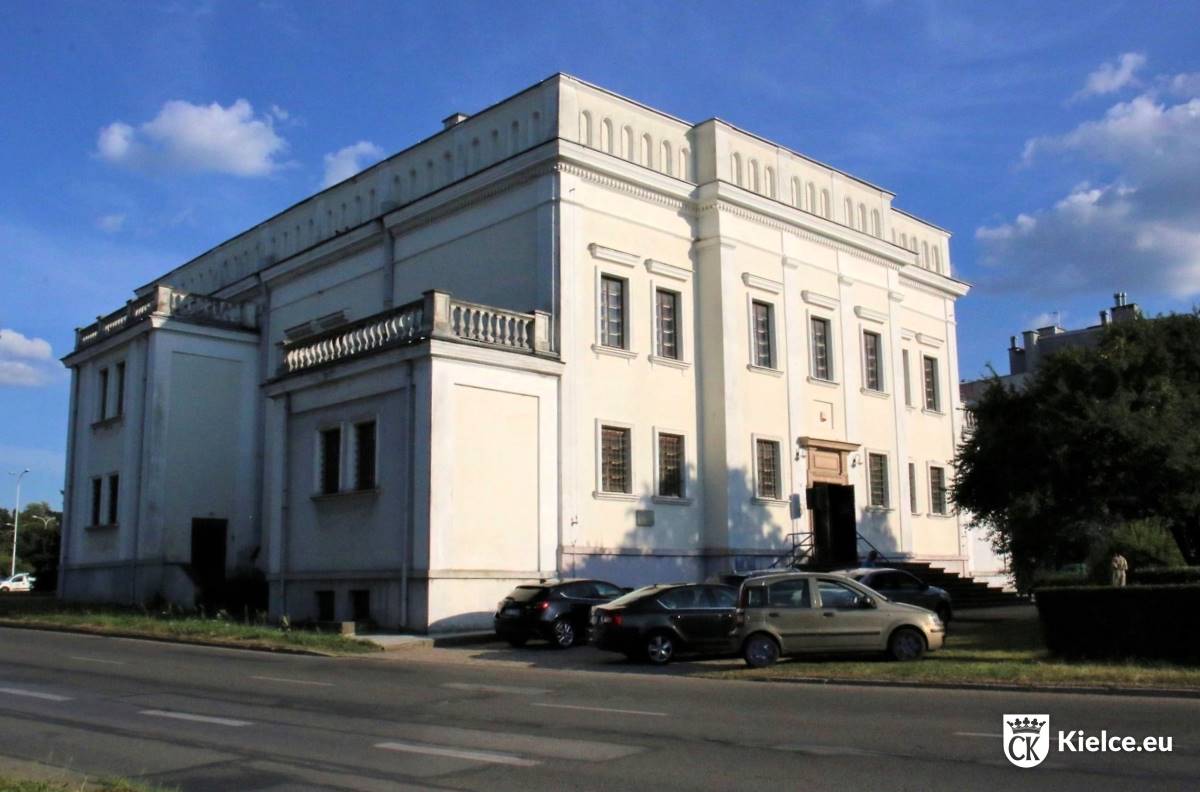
[736,572,945,667]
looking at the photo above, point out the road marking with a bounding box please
[69,656,126,666]
[0,687,71,702]
[955,732,1001,738]
[532,702,667,717]
[441,682,549,695]
[250,675,333,687]
[139,709,252,727]
[375,741,540,767]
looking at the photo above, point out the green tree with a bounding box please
[955,312,1200,589]
[0,501,61,590]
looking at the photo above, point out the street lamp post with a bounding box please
[9,469,29,579]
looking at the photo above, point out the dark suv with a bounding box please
[494,578,626,648]
[589,583,739,664]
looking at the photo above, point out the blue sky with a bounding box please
[2,1,1199,508]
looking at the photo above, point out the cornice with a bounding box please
[645,258,691,281]
[588,243,640,268]
[854,306,888,324]
[802,290,839,310]
[741,273,783,294]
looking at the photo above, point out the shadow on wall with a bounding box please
[564,464,790,588]
[857,508,899,558]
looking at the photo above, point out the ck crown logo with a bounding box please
[1003,714,1050,768]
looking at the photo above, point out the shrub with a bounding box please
[1035,584,1200,662]
[1087,519,1185,582]
[1030,570,1090,589]
[1129,566,1200,585]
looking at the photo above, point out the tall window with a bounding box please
[600,275,626,349]
[751,301,774,368]
[657,433,684,498]
[929,466,948,515]
[908,462,919,515]
[868,453,889,508]
[114,362,126,417]
[90,478,102,526]
[353,421,377,490]
[810,317,832,381]
[923,355,941,411]
[656,289,680,359]
[107,474,120,525]
[320,427,341,495]
[902,350,912,406]
[98,368,109,420]
[863,331,883,391]
[601,426,631,493]
[755,439,781,500]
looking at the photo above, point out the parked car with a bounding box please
[590,583,739,665]
[835,567,952,622]
[737,572,945,668]
[494,578,626,648]
[0,573,35,593]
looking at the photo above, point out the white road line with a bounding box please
[441,682,549,695]
[68,656,126,666]
[532,702,667,717]
[139,709,252,727]
[250,675,333,687]
[955,732,1002,738]
[0,687,71,702]
[375,741,540,767]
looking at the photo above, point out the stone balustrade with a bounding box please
[74,286,257,350]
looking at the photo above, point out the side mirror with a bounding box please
[858,595,876,609]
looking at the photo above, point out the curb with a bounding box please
[742,674,1200,700]
[0,619,376,657]
[431,631,498,647]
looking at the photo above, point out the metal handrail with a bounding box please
[856,532,891,564]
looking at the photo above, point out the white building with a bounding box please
[60,74,973,630]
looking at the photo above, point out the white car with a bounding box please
[0,573,35,592]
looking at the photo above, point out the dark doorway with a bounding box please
[190,518,227,608]
[808,484,858,566]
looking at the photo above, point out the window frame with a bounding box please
[752,434,786,502]
[316,425,343,495]
[923,354,942,412]
[654,286,682,361]
[597,272,630,351]
[908,461,920,515]
[595,419,635,499]
[653,428,688,502]
[114,361,126,418]
[866,451,890,509]
[862,329,884,393]
[97,367,109,421]
[90,477,103,527]
[747,298,778,371]
[351,418,378,492]
[902,349,913,407]
[106,473,120,525]
[928,463,950,516]
[808,314,835,382]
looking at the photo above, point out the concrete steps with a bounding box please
[891,561,1026,610]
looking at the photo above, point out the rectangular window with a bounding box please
[908,462,919,515]
[810,317,832,380]
[902,350,912,406]
[316,590,335,622]
[657,433,684,498]
[930,466,948,515]
[755,439,781,500]
[114,362,126,417]
[923,355,940,411]
[868,453,889,508]
[98,368,109,420]
[90,478,102,526]
[601,426,631,493]
[656,289,680,359]
[354,421,376,491]
[320,427,341,495]
[107,474,119,525]
[863,331,883,391]
[752,301,774,368]
[600,275,626,349]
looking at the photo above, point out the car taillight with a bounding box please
[536,600,550,611]
[612,613,622,627]
[735,611,745,626]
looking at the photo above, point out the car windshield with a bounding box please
[507,585,547,602]
[605,586,659,607]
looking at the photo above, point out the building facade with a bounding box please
[60,75,972,630]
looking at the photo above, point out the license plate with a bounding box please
[502,607,521,617]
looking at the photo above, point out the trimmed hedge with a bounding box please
[1129,566,1200,585]
[1035,584,1200,662]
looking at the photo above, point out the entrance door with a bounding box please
[809,484,858,566]
[190,518,227,606]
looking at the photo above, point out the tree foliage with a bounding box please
[954,312,1200,588]
[0,501,61,590]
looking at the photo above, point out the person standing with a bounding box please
[1111,552,1129,587]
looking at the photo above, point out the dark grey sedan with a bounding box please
[838,568,952,622]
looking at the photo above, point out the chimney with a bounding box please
[1111,291,1140,324]
[1099,309,1110,327]
[442,112,469,130]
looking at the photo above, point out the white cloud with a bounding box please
[0,329,55,388]
[0,329,52,361]
[979,71,1200,298]
[321,141,384,188]
[1072,52,1146,101]
[96,99,288,176]
[96,213,126,233]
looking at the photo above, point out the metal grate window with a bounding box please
[755,439,781,500]
[811,317,832,380]
[752,301,773,368]
[320,427,341,495]
[98,368,109,420]
[354,421,376,490]
[923,355,940,411]
[656,289,680,359]
[863,331,882,391]
[115,362,126,417]
[930,466,948,514]
[600,276,626,349]
[90,478,102,526]
[107,474,120,525]
[908,462,919,514]
[601,426,631,493]
[868,453,889,508]
[657,433,684,498]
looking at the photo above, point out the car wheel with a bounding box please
[551,617,577,649]
[888,627,926,662]
[506,636,528,648]
[645,632,675,665]
[743,634,780,669]
[935,603,952,624]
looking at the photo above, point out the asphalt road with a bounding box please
[0,627,1196,791]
